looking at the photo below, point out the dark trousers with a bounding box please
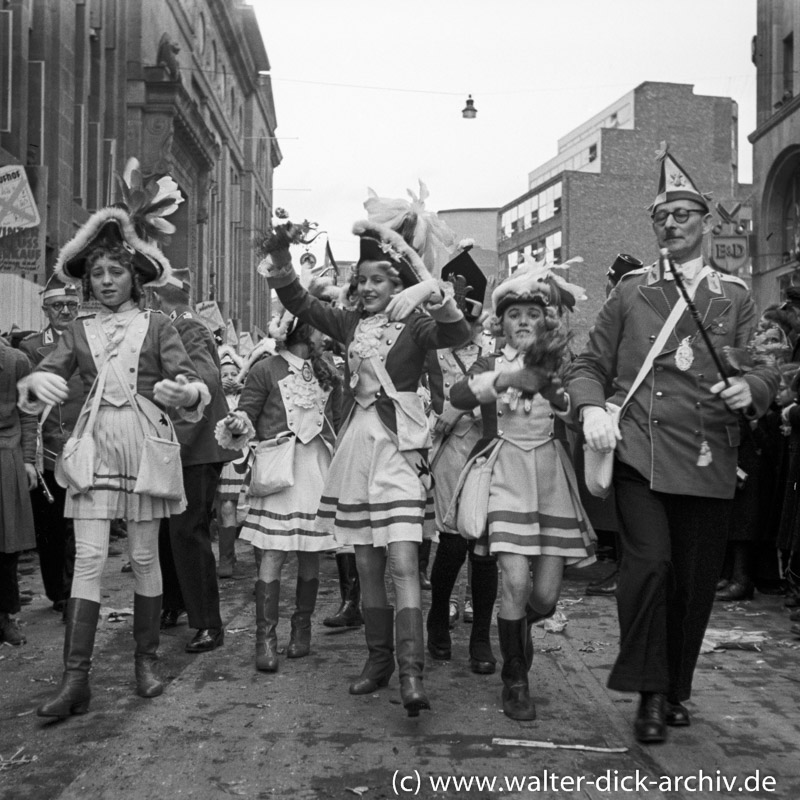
[0,552,20,614]
[30,471,75,603]
[159,462,223,630]
[610,460,730,701]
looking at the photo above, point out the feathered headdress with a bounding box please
[54,157,184,286]
[491,258,586,318]
[352,219,434,288]
[363,181,455,272]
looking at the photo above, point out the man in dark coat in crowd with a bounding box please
[152,271,235,653]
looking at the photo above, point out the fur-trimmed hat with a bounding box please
[54,158,183,287]
[353,219,434,288]
[218,345,243,370]
[491,259,586,319]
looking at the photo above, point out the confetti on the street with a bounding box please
[0,747,38,772]
[542,611,568,633]
[493,738,628,754]
[104,608,133,622]
[701,628,767,653]
[346,787,369,797]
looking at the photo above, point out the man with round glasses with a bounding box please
[20,276,85,617]
[567,149,779,745]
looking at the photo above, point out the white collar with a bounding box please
[663,256,704,282]
[280,350,308,372]
[501,344,521,361]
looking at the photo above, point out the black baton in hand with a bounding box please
[660,248,732,390]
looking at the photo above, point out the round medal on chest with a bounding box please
[301,362,313,382]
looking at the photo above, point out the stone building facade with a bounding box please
[0,0,280,335]
[498,82,750,348]
[749,0,800,311]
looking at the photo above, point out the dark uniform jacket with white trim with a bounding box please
[566,262,779,499]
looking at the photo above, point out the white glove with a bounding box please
[385,279,440,321]
[25,372,69,406]
[582,406,620,453]
[153,374,199,408]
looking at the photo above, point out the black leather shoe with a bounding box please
[469,657,496,675]
[160,609,184,629]
[427,639,451,660]
[665,699,690,727]
[185,628,224,653]
[586,569,618,597]
[715,581,754,602]
[634,692,667,744]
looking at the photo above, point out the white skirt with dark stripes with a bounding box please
[65,405,186,522]
[480,437,596,566]
[239,437,335,552]
[317,405,435,547]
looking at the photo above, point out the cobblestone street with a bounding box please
[2,541,799,800]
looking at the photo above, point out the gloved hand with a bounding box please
[582,406,620,453]
[386,279,440,321]
[154,374,199,408]
[24,372,69,406]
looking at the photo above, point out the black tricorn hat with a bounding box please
[607,253,643,285]
[441,248,487,319]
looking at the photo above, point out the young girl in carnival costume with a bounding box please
[214,345,246,578]
[219,279,342,671]
[448,261,596,720]
[19,160,210,718]
[258,215,470,716]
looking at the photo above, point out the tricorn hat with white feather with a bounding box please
[54,158,184,286]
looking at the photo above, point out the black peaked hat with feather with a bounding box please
[54,158,183,287]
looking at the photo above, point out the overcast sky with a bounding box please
[251,0,757,263]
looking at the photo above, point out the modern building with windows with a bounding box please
[749,0,800,310]
[498,81,749,346]
[0,0,280,336]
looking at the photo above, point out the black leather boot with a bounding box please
[255,580,280,672]
[37,598,100,718]
[418,539,432,590]
[349,607,395,694]
[133,594,163,698]
[217,526,237,578]
[498,616,536,720]
[468,557,498,674]
[323,554,363,628]
[396,607,431,717]
[426,532,467,660]
[287,578,318,658]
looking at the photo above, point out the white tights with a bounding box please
[71,519,162,602]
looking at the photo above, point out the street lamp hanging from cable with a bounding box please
[462,95,477,119]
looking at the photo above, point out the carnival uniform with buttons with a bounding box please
[266,269,470,546]
[449,345,596,563]
[568,261,777,498]
[235,351,340,552]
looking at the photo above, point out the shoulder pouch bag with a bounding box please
[108,358,184,501]
[444,443,502,540]
[249,432,296,497]
[55,361,110,494]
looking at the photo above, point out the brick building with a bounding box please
[749,0,800,311]
[0,0,280,336]
[498,82,750,348]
